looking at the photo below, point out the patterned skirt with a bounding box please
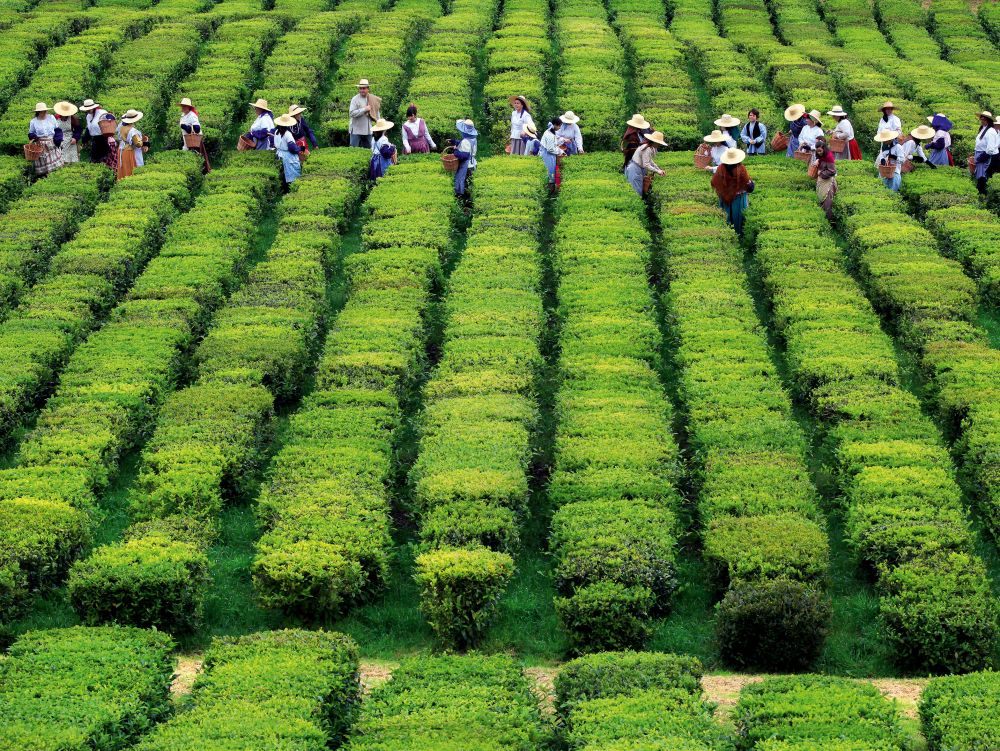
[34,137,64,176]
[510,138,526,155]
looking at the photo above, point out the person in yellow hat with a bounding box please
[974,111,1000,194]
[53,101,80,165]
[115,109,147,179]
[28,102,65,176]
[783,104,808,157]
[243,98,275,150]
[711,147,754,237]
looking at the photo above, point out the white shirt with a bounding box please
[180,110,200,149]
[371,132,391,155]
[931,129,951,149]
[250,112,274,149]
[275,130,297,155]
[557,122,583,152]
[86,108,109,135]
[723,131,737,148]
[401,118,435,151]
[510,109,535,140]
[832,119,854,140]
[710,144,728,165]
[900,139,925,161]
[876,143,905,175]
[540,128,560,156]
[799,124,823,149]
[29,114,58,139]
[975,126,1000,155]
[878,114,902,135]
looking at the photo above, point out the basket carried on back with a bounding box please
[98,118,116,136]
[237,134,255,152]
[877,160,897,179]
[771,131,788,152]
[441,146,459,172]
[793,149,812,162]
[183,132,203,149]
[829,135,848,153]
[23,142,44,161]
[693,143,712,169]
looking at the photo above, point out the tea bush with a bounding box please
[920,670,1000,751]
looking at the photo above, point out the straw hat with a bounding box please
[560,111,580,124]
[881,101,895,110]
[53,101,77,117]
[34,102,49,113]
[784,104,806,121]
[121,109,143,124]
[873,129,900,142]
[509,95,530,109]
[250,98,270,110]
[703,129,728,143]
[715,113,741,128]
[356,79,370,88]
[371,118,394,132]
[979,110,995,120]
[288,104,307,116]
[644,131,667,147]
[80,99,100,111]
[627,113,649,129]
[910,125,935,140]
[523,124,537,138]
[179,97,194,108]
[807,109,824,126]
[720,147,746,165]
[274,114,296,127]
[456,118,478,136]
[827,105,848,118]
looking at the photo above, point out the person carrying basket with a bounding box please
[27,102,65,176]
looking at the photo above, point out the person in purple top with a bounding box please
[288,104,317,149]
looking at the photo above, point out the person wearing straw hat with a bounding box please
[449,119,479,197]
[508,96,535,156]
[80,98,114,165]
[349,79,378,148]
[288,104,317,153]
[27,102,65,176]
[799,110,824,151]
[903,125,934,167]
[711,147,754,237]
[244,99,275,150]
[557,111,584,155]
[926,113,954,167]
[703,130,729,170]
[827,106,859,161]
[273,113,303,191]
[115,109,147,179]
[878,102,901,137]
[626,130,666,196]
[874,129,904,191]
[813,137,837,221]
[368,118,397,181]
[522,123,541,156]
[621,114,650,171]
[973,111,1000,194]
[178,97,211,173]
[539,118,563,189]
[53,101,80,165]
[783,104,808,157]
[401,103,435,154]
[740,109,767,155]
[715,114,741,147]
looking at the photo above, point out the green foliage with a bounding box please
[414,547,514,649]
[920,670,1000,751]
[134,629,361,750]
[556,581,655,654]
[0,12,81,115]
[0,626,174,750]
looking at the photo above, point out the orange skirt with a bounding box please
[117,147,138,179]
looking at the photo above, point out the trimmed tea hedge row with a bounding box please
[0,152,202,448]
[484,0,548,149]
[743,157,997,673]
[402,0,500,144]
[324,0,441,144]
[548,154,682,653]
[253,159,457,618]
[0,626,174,750]
[654,155,830,670]
[0,154,279,623]
[672,0,780,133]
[0,154,29,213]
[735,675,905,749]
[556,652,732,750]
[167,16,284,150]
[609,0,702,149]
[0,13,158,151]
[0,10,83,116]
[134,630,361,751]
[344,654,546,751]
[555,0,626,151]
[69,151,368,633]
[928,0,1000,65]
[409,157,547,647]
[0,162,113,317]
[920,670,1000,751]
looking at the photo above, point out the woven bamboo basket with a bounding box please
[23,141,44,161]
[829,135,848,153]
[98,118,116,136]
[693,143,712,169]
[807,160,819,179]
[878,160,898,179]
[901,159,914,174]
[793,149,812,162]
[237,134,254,152]
[441,146,459,172]
[771,131,788,151]
[183,132,203,148]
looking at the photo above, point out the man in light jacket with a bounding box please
[348,79,379,148]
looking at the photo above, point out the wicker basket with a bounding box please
[967,155,976,175]
[693,143,712,169]
[183,132,203,148]
[793,149,812,162]
[441,146,459,172]
[98,118,116,136]
[878,160,898,179]
[237,134,255,152]
[829,135,848,153]
[807,160,819,179]
[771,131,788,151]
[901,159,914,174]
[23,141,44,161]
